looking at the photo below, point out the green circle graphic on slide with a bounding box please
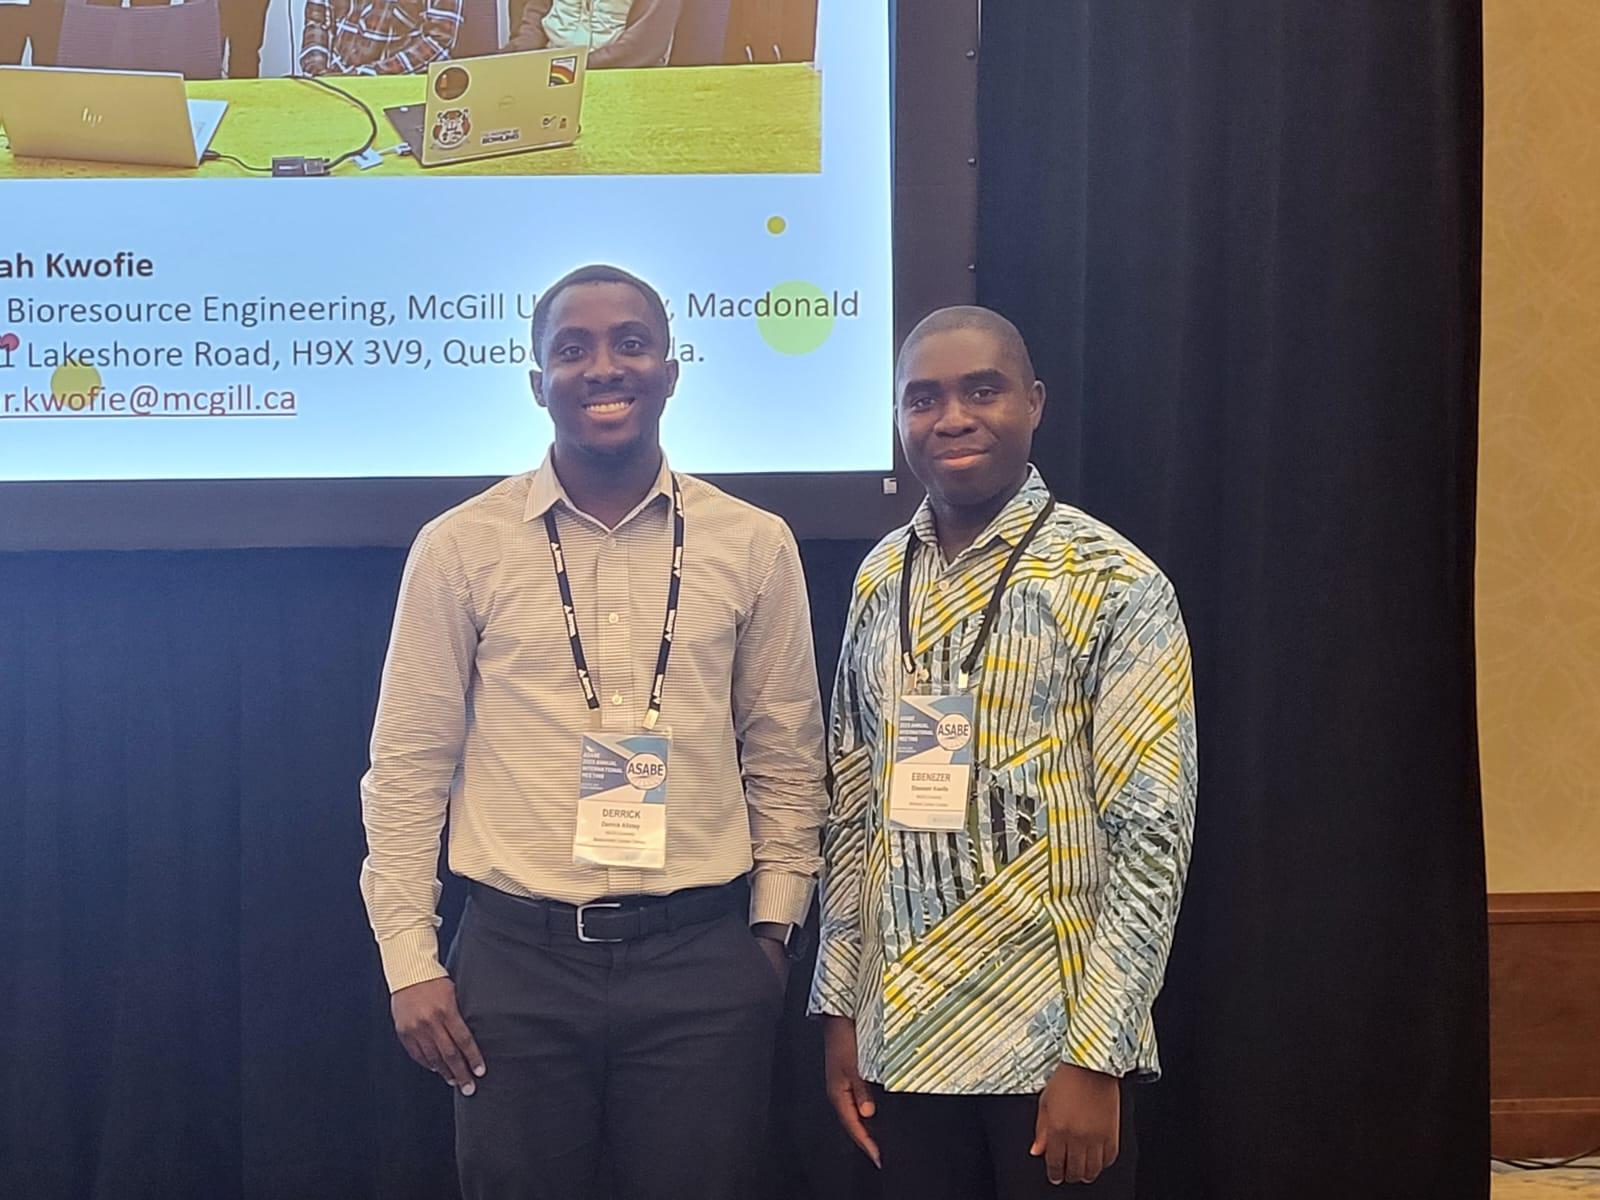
[757,281,836,356]
[51,362,101,409]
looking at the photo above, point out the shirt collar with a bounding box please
[522,447,675,526]
[910,465,1054,565]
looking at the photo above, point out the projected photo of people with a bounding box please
[0,0,821,178]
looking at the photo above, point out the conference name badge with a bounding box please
[574,733,670,869]
[888,694,975,831]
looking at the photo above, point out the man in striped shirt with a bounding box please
[810,307,1197,1198]
[362,265,827,1199]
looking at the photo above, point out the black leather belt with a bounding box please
[470,878,746,944]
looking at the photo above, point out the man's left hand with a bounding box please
[1030,1063,1120,1185]
[754,933,791,992]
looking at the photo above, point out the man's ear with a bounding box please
[1029,378,1046,430]
[529,367,546,408]
[664,357,680,399]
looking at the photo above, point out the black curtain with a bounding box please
[977,3,1486,1199]
[3,4,1487,1199]
[0,543,872,1200]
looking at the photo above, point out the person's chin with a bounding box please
[926,461,1001,500]
[573,421,653,460]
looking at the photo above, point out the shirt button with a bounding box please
[611,693,624,706]
[607,612,620,625]
[605,536,617,549]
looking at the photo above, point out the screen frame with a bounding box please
[0,0,980,550]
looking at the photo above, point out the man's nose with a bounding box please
[585,348,624,382]
[933,398,977,434]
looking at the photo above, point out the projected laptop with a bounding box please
[385,47,588,169]
[0,66,226,169]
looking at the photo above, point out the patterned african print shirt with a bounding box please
[808,467,1197,1094]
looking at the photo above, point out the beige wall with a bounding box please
[1478,0,1600,893]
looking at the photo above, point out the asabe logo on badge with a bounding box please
[897,695,975,764]
[935,711,972,752]
[431,108,471,150]
[625,752,668,791]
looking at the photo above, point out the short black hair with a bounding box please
[896,305,1036,387]
[529,264,672,367]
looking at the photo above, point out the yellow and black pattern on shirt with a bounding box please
[809,469,1197,1095]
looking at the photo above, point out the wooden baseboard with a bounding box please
[1489,892,1600,1158]
[1491,1098,1600,1160]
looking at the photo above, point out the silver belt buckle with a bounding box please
[575,900,624,943]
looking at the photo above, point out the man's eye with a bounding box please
[971,387,998,401]
[617,338,647,354]
[557,345,585,361]
[905,395,935,411]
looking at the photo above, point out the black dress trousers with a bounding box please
[449,886,785,1200]
[872,1080,1139,1200]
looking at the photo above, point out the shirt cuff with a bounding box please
[806,992,858,1019]
[1062,994,1142,1078]
[376,926,448,994]
[748,870,814,928]
[806,939,861,1018]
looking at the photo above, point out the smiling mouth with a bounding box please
[583,397,635,415]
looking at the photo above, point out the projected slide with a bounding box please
[0,0,892,481]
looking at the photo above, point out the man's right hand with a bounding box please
[391,977,485,1096]
[823,1016,880,1168]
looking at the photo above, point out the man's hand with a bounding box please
[391,977,486,1096]
[822,1016,880,1168]
[1030,1063,1120,1185]
[753,934,792,991]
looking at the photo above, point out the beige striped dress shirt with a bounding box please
[361,451,828,992]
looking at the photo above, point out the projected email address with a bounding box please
[0,383,298,418]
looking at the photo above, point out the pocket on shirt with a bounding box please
[973,770,1048,875]
[974,629,1064,753]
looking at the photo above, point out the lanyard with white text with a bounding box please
[899,498,1056,691]
[544,473,684,730]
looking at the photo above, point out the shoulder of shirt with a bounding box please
[850,522,914,606]
[1047,502,1172,593]
[675,471,797,550]
[409,473,532,561]
[847,504,1173,592]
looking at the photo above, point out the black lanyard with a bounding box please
[899,497,1056,690]
[544,473,685,731]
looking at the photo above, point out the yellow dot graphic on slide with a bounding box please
[757,281,836,356]
[50,361,102,409]
[766,216,787,235]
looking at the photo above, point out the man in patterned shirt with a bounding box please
[301,0,461,75]
[810,307,1197,1198]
